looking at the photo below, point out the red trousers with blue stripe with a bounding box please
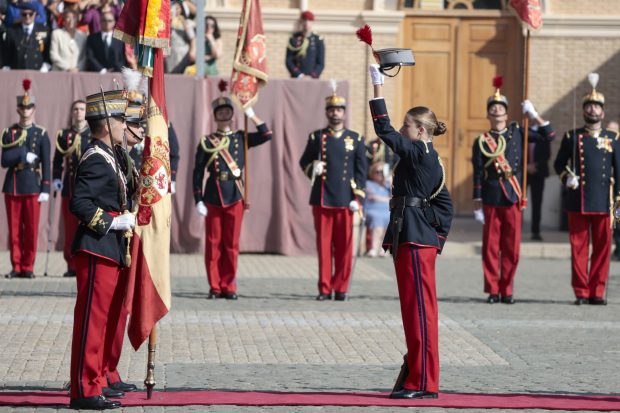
[70,252,123,399]
[394,244,439,392]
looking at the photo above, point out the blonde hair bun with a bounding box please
[434,121,447,136]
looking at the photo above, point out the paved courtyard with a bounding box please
[0,249,619,412]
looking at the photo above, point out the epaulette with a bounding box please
[610,130,620,141]
[310,129,323,141]
[347,130,362,142]
[509,121,519,130]
[35,125,47,134]
[564,131,571,139]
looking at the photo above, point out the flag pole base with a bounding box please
[144,326,157,400]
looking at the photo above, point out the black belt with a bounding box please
[390,196,426,261]
[14,163,36,171]
[217,171,240,181]
[389,196,427,210]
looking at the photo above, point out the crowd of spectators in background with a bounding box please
[0,0,222,74]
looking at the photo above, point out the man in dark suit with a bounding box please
[85,11,125,73]
[2,2,50,70]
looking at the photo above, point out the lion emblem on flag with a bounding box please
[137,135,171,225]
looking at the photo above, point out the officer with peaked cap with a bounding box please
[192,81,273,300]
[299,81,367,301]
[472,76,554,305]
[554,73,620,306]
[285,10,325,79]
[1,79,50,279]
[2,2,50,70]
[68,88,134,410]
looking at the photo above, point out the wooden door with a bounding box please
[453,18,523,213]
[401,18,458,194]
[400,15,523,214]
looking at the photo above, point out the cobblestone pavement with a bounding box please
[0,251,619,412]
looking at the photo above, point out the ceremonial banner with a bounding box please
[509,0,543,31]
[126,48,172,350]
[230,0,268,110]
[113,0,170,74]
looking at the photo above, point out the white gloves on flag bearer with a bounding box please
[349,200,360,212]
[53,179,63,192]
[110,213,136,231]
[196,201,208,217]
[566,175,579,190]
[369,64,384,86]
[38,193,49,203]
[521,100,539,119]
[244,107,255,119]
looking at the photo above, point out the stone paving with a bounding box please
[0,250,619,412]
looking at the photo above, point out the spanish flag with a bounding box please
[125,48,171,350]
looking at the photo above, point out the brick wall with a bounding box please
[529,37,620,140]
[547,0,620,16]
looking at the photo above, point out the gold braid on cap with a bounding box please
[0,128,27,149]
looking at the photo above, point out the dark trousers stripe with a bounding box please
[412,248,428,391]
[76,255,96,398]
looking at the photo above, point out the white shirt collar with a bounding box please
[22,22,35,33]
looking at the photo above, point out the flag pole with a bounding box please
[243,114,250,210]
[521,29,531,210]
[144,325,157,399]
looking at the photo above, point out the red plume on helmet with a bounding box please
[356,24,372,47]
[492,76,503,90]
[22,79,32,92]
[218,80,228,93]
[356,24,380,64]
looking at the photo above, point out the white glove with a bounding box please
[26,152,38,164]
[53,179,63,192]
[473,208,485,224]
[37,192,49,203]
[2,66,10,71]
[382,163,390,178]
[110,213,136,231]
[196,201,208,217]
[615,208,620,219]
[39,63,51,73]
[369,64,384,86]
[312,160,325,176]
[566,175,579,190]
[297,73,305,79]
[349,200,360,212]
[171,181,176,194]
[99,68,108,74]
[521,100,538,118]
[244,107,256,119]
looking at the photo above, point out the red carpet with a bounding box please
[1,390,620,410]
